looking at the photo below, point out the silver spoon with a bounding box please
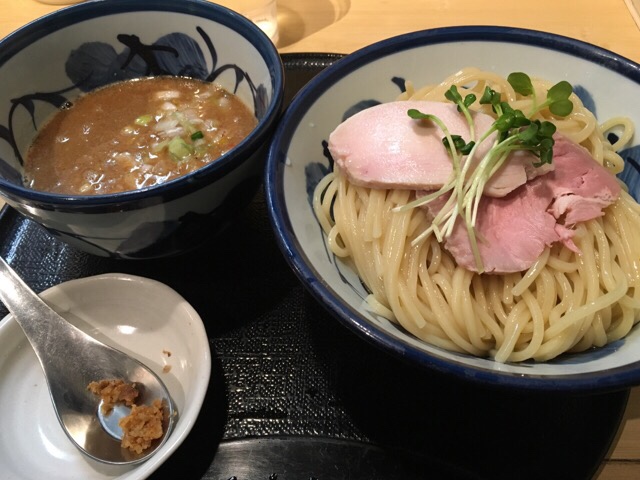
[0,256,177,465]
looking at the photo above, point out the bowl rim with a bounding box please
[265,25,640,392]
[0,0,284,209]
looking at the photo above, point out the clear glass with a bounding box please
[34,0,85,4]
[625,0,640,30]
[33,1,279,43]
[215,0,279,44]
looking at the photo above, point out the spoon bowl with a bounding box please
[0,257,177,464]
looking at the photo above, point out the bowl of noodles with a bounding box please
[265,26,640,391]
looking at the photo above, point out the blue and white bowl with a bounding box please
[0,0,284,259]
[265,27,640,391]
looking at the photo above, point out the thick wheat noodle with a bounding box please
[314,67,640,362]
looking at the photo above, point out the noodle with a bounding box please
[314,67,640,362]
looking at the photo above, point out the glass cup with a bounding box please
[216,0,279,44]
[34,0,86,4]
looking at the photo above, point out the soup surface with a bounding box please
[24,76,257,195]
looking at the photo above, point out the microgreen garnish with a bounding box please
[543,81,573,116]
[400,73,574,273]
[507,72,535,96]
[444,85,478,142]
[507,72,573,117]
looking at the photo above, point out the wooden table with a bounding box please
[2,1,640,478]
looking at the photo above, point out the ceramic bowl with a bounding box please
[0,0,284,259]
[265,26,640,391]
[0,273,211,479]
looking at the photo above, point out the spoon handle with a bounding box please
[0,256,100,374]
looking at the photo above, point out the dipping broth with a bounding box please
[24,76,257,195]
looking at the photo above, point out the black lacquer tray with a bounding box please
[0,54,629,480]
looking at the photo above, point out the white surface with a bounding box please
[0,273,211,479]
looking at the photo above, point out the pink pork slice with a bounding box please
[436,135,621,273]
[328,100,552,198]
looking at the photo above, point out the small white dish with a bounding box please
[0,273,211,479]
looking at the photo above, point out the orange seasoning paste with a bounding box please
[24,76,257,195]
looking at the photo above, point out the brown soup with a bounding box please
[24,76,257,195]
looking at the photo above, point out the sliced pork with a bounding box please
[430,135,621,273]
[328,100,553,198]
